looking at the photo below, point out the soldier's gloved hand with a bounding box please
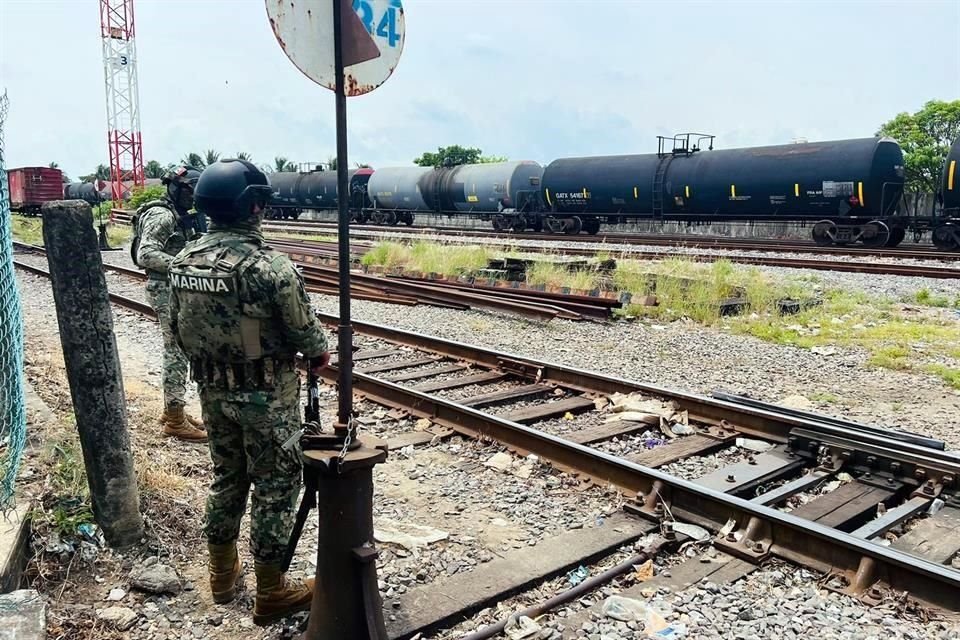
[309,352,331,375]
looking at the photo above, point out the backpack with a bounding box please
[130,200,173,267]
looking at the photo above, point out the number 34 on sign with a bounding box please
[353,0,402,48]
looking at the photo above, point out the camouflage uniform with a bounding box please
[136,201,196,408]
[168,221,327,564]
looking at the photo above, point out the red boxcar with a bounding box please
[7,166,64,215]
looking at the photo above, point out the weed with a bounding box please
[867,345,911,370]
[11,216,44,245]
[913,288,956,308]
[525,262,600,291]
[810,391,839,404]
[360,241,412,268]
[924,364,960,389]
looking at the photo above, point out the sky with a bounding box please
[1,0,959,181]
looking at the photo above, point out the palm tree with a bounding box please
[236,152,253,162]
[204,149,220,166]
[326,155,338,171]
[274,156,293,172]
[181,152,205,168]
[144,160,165,179]
[95,164,110,180]
[49,161,58,169]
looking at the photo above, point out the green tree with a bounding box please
[50,162,71,183]
[78,163,110,182]
[181,152,205,168]
[479,155,508,164]
[413,145,484,167]
[144,160,165,179]
[128,184,167,209]
[236,152,253,162]
[878,99,960,210]
[204,149,220,166]
[274,156,297,172]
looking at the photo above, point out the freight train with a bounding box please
[5,170,164,215]
[266,134,960,251]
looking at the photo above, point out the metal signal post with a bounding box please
[332,0,354,436]
[99,0,144,202]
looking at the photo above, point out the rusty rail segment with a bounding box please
[13,260,156,318]
[15,255,960,611]
[263,218,960,261]
[265,222,960,278]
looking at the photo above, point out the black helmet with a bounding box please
[194,159,273,221]
[163,165,202,213]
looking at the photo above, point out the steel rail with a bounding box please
[17,255,959,608]
[13,260,157,318]
[262,219,960,261]
[314,314,960,473]
[266,225,960,279]
[316,361,960,611]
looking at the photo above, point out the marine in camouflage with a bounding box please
[137,201,197,408]
[168,219,328,564]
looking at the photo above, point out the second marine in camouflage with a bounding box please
[168,159,330,625]
[134,165,208,442]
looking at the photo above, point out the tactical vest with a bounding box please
[169,235,290,389]
[131,200,189,276]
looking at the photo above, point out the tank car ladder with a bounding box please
[651,156,674,220]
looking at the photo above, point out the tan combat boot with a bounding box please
[252,563,314,626]
[160,405,208,442]
[208,541,242,604]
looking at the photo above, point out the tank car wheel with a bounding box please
[402,213,414,226]
[491,215,507,232]
[511,214,529,232]
[583,218,601,235]
[885,227,905,247]
[385,211,398,226]
[543,217,563,234]
[812,221,837,247]
[564,216,583,235]
[932,224,960,251]
[859,221,890,248]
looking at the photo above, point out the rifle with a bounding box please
[281,347,360,572]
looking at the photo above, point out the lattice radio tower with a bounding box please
[100,0,144,201]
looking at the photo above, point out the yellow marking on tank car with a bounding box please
[545,188,552,206]
[633,187,638,199]
[685,185,690,198]
[467,195,478,203]
[858,182,864,206]
[730,184,736,198]
[582,188,588,197]
[794,183,800,197]
[949,160,956,190]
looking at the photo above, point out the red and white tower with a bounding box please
[100,0,144,201]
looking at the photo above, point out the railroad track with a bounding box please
[264,217,960,261]
[13,254,960,634]
[264,228,960,280]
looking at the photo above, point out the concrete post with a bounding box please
[41,200,144,548]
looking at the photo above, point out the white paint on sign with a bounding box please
[266,0,405,96]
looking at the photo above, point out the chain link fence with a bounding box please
[0,90,27,507]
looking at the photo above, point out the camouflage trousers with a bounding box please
[199,370,303,565]
[145,279,188,408]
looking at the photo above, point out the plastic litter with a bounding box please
[653,623,688,638]
[928,498,946,516]
[566,565,589,586]
[669,521,711,542]
[602,595,649,621]
[374,520,448,551]
[735,437,772,452]
[671,424,696,436]
[504,615,541,639]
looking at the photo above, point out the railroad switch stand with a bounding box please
[293,435,389,640]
